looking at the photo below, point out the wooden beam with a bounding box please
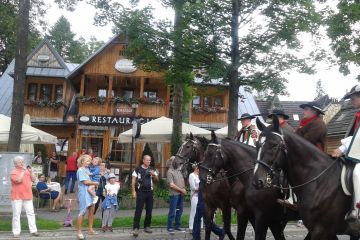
[80,75,85,96]
[108,75,113,98]
[139,77,145,98]
[166,85,170,117]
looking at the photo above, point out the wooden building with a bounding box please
[0,35,230,177]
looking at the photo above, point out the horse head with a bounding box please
[174,132,207,178]
[199,131,224,185]
[253,117,287,189]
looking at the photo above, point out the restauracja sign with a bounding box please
[79,115,155,125]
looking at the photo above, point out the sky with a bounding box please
[44,0,359,101]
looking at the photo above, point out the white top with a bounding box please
[188,172,200,197]
[339,136,353,154]
[105,183,120,196]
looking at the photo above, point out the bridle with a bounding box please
[175,139,199,168]
[255,131,339,190]
[200,143,254,185]
[255,131,287,188]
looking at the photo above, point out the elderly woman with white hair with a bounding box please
[10,156,39,238]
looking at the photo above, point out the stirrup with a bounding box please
[277,199,298,211]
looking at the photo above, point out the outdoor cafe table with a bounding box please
[47,182,61,192]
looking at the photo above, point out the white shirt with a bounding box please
[105,183,120,196]
[339,136,353,154]
[188,172,200,197]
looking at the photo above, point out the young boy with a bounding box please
[101,173,120,232]
[88,157,101,204]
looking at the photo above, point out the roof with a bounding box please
[0,60,15,116]
[238,86,263,121]
[67,34,120,79]
[8,39,78,78]
[256,100,308,128]
[193,77,228,86]
[327,100,357,136]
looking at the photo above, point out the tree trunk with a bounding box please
[8,0,30,151]
[171,0,185,155]
[227,0,240,139]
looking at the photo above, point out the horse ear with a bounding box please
[272,115,280,133]
[185,133,189,140]
[190,132,194,140]
[256,117,265,131]
[211,130,218,144]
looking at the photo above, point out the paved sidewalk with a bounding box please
[0,224,310,240]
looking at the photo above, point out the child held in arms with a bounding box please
[101,173,120,232]
[87,157,101,204]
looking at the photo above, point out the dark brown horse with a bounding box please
[200,131,297,240]
[254,116,359,239]
[174,133,245,240]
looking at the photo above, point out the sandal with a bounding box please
[88,230,98,235]
[77,233,85,240]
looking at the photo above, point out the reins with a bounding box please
[210,167,254,183]
[273,157,339,190]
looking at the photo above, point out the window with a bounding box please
[55,85,63,101]
[192,96,201,106]
[40,84,52,101]
[98,88,107,97]
[122,89,134,98]
[109,126,132,162]
[214,96,223,106]
[146,143,163,164]
[293,114,299,121]
[204,96,211,107]
[27,83,37,100]
[144,90,157,99]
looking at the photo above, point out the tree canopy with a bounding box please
[327,0,360,80]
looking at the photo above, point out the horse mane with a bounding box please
[222,138,256,153]
[195,136,209,149]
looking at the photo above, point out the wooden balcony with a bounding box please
[78,98,168,118]
[190,108,228,123]
[24,105,65,120]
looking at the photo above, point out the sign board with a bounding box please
[78,115,155,126]
[347,127,360,162]
[114,104,133,116]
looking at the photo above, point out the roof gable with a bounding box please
[27,38,68,70]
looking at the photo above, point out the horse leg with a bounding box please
[204,206,215,240]
[236,212,248,240]
[268,221,286,240]
[254,217,268,240]
[222,206,235,240]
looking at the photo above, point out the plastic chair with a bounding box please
[33,187,53,210]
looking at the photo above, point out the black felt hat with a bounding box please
[299,101,325,115]
[267,109,289,120]
[343,85,360,99]
[238,113,255,120]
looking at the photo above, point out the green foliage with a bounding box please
[0,0,42,74]
[0,217,61,231]
[327,1,360,79]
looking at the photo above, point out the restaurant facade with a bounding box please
[3,35,229,177]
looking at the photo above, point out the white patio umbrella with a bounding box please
[215,121,243,138]
[0,114,57,144]
[19,114,35,154]
[118,116,211,143]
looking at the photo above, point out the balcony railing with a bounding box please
[24,100,66,119]
[78,97,168,117]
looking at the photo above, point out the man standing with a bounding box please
[268,109,294,133]
[132,155,159,237]
[235,113,259,147]
[296,101,327,151]
[166,156,186,234]
[332,85,360,222]
[64,152,78,194]
[10,156,39,238]
[49,151,59,180]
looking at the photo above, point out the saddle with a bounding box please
[340,158,355,196]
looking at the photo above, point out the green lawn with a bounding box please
[0,213,237,231]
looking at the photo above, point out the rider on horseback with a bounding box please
[332,85,360,222]
[235,113,259,147]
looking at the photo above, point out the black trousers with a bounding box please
[133,191,153,229]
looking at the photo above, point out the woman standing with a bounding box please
[76,154,99,240]
[188,165,200,232]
